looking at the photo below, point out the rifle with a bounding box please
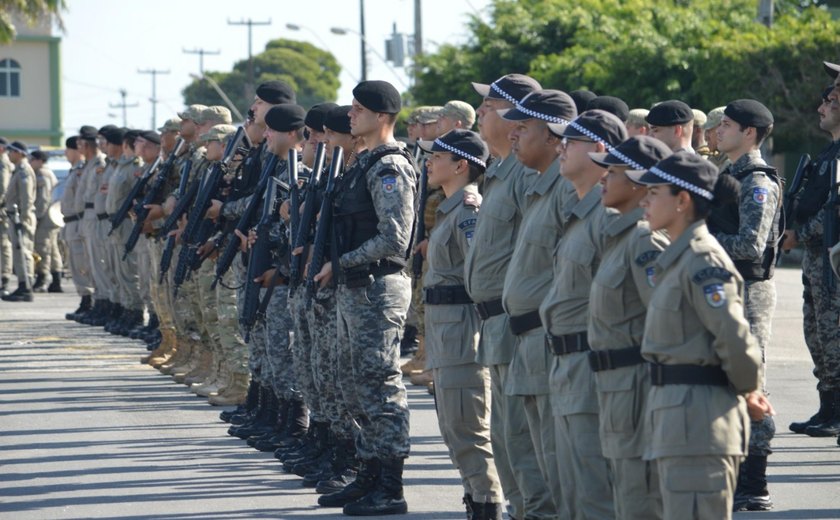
[779,154,810,252]
[210,153,278,290]
[304,146,343,307]
[108,155,161,236]
[288,149,301,262]
[289,142,327,289]
[122,139,185,259]
[240,177,285,341]
[9,204,32,292]
[157,158,195,283]
[824,159,840,292]
[172,127,247,295]
[412,148,429,288]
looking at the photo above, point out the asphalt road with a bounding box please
[0,268,839,519]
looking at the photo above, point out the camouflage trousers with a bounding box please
[743,279,776,456]
[148,239,177,336]
[307,285,358,442]
[335,271,411,460]
[195,261,246,375]
[170,245,203,343]
[289,287,320,416]
[262,284,295,400]
[802,247,840,392]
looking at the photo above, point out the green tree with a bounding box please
[0,0,65,43]
[182,38,341,114]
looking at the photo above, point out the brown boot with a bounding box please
[410,368,433,386]
[186,347,218,386]
[167,338,202,378]
[208,371,249,406]
[159,337,196,374]
[178,344,214,385]
[400,336,426,375]
[147,329,178,368]
[192,358,227,397]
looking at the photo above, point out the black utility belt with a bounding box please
[338,261,404,288]
[84,203,94,209]
[64,215,79,223]
[648,363,729,386]
[96,212,109,221]
[508,310,542,335]
[546,331,589,356]
[589,346,644,372]
[424,285,472,306]
[475,298,504,320]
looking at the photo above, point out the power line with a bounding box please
[108,88,139,127]
[137,68,170,130]
[227,18,272,101]
[183,48,221,75]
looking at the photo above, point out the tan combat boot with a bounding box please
[147,328,178,368]
[400,336,426,376]
[159,337,194,374]
[208,370,249,406]
[175,342,213,384]
[185,346,217,386]
[192,358,226,397]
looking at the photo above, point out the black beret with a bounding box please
[8,141,28,154]
[30,150,48,162]
[589,135,673,170]
[265,104,306,132]
[65,136,79,150]
[559,109,628,148]
[724,99,773,128]
[0,136,8,146]
[645,100,694,126]
[98,124,118,136]
[305,103,339,132]
[472,73,542,104]
[79,125,98,141]
[501,89,578,126]
[352,80,401,114]
[123,129,142,144]
[417,129,489,170]
[325,105,352,135]
[570,90,597,114]
[256,80,296,105]
[104,127,126,145]
[626,151,718,201]
[140,130,161,145]
[586,96,629,123]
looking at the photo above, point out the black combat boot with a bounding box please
[252,399,292,452]
[115,308,141,337]
[2,282,33,302]
[91,300,114,327]
[316,439,360,494]
[733,455,773,511]
[228,384,267,435]
[318,458,380,508]
[131,312,155,339]
[66,295,92,320]
[274,398,310,450]
[472,500,503,520]
[1,276,9,296]
[400,324,419,357]
[790,390,833,433]
[343,457,408,516]
[291,423,333,477]
[221,379,259,423]
[47,271,63,293]
[80,299,105,325]
[32,272,46,292]
[230,387,277,439]
[463,494,475,519]
[283,420,327,472]
[104,303,124,333]
[805,390,840,437]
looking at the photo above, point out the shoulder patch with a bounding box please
[381,176,397,194]
[692,267,732,285]
[704,283,726,308]
[458,218,477,230]
[752,187,768,204]
[645,266,657,287]
[635,250,661,266]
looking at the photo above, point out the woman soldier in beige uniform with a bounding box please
[586,136,672,519]
[627,151,774,519]
[418,129,503,520]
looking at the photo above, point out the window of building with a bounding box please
[0,59,21,97]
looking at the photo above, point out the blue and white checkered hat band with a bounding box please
[606,148,644,171]
[648,166,714,200]
[490,82,518,104]
[514,103,571,125]
[568,119,615,152]
[434,138,486,169]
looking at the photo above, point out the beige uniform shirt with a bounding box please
[105,156,143,217]
[34,166,58,220]
[0,153,11,218]
[60,161,83,217]
[464,154,538,366]
[588,208,668,458]
[541,184,615,417]
[94,158,119,215]
[424,185,481,382]
[642,221,761,459]
[5,159,37,235]
[75,152,106,218]
[502,159,577,395]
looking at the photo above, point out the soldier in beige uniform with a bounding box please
[464,73,555,520]
[61,136,95,319]
[628,152,774,519]
[0,137,14,294]
[418,130,503,519]
[29,150,61,292]
[585,136,672,519]
[2,141,37,301]
[96,127,125,328]
[499,90,579,518]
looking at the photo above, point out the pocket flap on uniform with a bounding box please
[565,240,595,265]
[489,200,516,222]
[596,264,626,289]
[652,286,682,310]
[665,465,727,492]
[648,386,689,410]
[430,305,466,323]
[523,224,557,249]
[596,367,636,392]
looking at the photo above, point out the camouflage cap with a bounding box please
[177,104,207,122]
[198,105,233,126]
[702,106,726,130]
[412,106,443,125]
[157,116,182,133]
[692,109,707,128]
[439,100,476,128]
[199,124,238,143]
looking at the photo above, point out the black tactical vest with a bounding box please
[794,140,840,226]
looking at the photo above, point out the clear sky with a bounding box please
[58,0,491,135]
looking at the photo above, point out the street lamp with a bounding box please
[330,26,409,89]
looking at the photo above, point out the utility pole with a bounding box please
[137,68,170,130]
[413,0,422,87]
[228,18,272,100]
[183,48,221,75]
[359,0,368,81]
[109,88,138,127]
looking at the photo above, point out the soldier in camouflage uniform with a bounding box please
[784,65,840,447]
[708,100,781,511]
[315,81,416,516]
